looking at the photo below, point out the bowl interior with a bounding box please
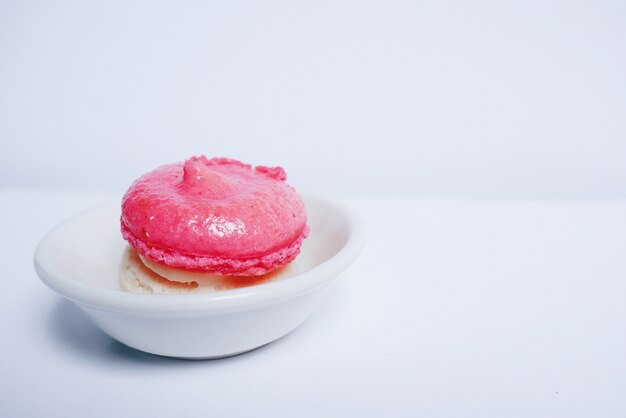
[36,194,353,293]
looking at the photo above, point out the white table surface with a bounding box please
[2,189,625,417]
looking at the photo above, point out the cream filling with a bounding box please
[138,254,297,285]
[139,254,224,284]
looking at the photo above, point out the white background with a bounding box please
[2,0,626,197]
[2,2,626,416]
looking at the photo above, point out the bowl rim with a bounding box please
[34,192,365,315]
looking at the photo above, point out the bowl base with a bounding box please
[174,347,264,360]
[154,343,270,360]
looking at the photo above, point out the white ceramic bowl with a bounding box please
[34,193,365,359]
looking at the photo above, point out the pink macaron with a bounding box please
[121,156,309,276]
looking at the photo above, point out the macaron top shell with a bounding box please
[121,157,308,276]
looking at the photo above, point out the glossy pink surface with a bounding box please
[121,156,309,276]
